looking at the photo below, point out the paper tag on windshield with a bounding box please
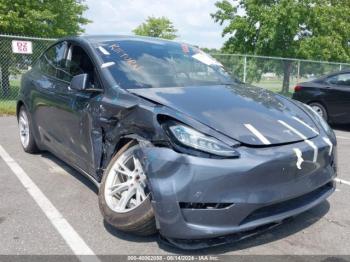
[192,53,222,67]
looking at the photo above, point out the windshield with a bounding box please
[95,38,239,89]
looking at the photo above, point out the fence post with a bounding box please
[243,55,247,83]
[297,60,301,83]
[340,64,342,71]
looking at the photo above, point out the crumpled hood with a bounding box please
[129,85,319,146]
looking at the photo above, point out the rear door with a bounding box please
[324,73,350,123]
[31,41,69,153]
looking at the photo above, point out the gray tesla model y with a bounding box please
[17,35,337,249]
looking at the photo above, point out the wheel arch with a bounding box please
[100,134,149,176]
[16,100,25,120]
[112,137,137,157]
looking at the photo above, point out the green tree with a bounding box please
[0,0,91,97]
[211,0,350,93]
[201,47,220,54]
[133,16,178,40]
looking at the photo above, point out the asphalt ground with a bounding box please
[0,116,349,258]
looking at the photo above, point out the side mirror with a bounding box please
[70,73,103,93]
[70,73,90,91]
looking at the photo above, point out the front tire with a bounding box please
[18,106,39,153]
[98,141,156,236]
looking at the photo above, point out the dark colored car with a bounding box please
[17,35,337,249]
[293,70,350,124]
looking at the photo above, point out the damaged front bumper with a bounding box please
[138,135,336,247]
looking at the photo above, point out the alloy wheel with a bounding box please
[104,146,148,213]
[19,110,30,148]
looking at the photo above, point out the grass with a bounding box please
[252,78,296,98]
[0,100,16,116]
[0,79,20,115]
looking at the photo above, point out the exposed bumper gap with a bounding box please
[179,202,233,209]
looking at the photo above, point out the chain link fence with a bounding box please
[1,34,350,114]
[0,35,56,114]
[212,53,350,96]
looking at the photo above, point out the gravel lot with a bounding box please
[0,116,349,258]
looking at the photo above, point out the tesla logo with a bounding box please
[293,148,304,170]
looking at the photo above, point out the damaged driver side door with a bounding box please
[53,42,104,178]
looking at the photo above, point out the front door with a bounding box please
[52,43,104,176]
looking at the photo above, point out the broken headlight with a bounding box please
[168,124,238,157]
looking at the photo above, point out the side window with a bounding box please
[40,42,67,78]
[66,45,98,87]
[326,75,338,85]
[327,73,350,86]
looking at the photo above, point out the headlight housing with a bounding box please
[167,124,239,157]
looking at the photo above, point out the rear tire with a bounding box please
[98,141,157,236]
[308,102,328,122]
[18,106,39,153]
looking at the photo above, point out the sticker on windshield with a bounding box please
[181,43,189,53]
[98,46,110,55]
[101,62,115,68]
[192,52,222,67]
[110,43,142,71]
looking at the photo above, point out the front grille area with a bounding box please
[240,181,334,225]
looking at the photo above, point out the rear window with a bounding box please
[95,39,238,89]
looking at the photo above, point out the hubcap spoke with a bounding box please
[136,189,141,204]
[118,187,136,210]
[133,156,143,172]
[136,184,146,203]
[117,162,133,177]
[114,165,131,177]
[109,181,129,196]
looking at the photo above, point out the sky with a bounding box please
[83,0,228,49]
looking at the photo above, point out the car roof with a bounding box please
[61,34,179,45]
